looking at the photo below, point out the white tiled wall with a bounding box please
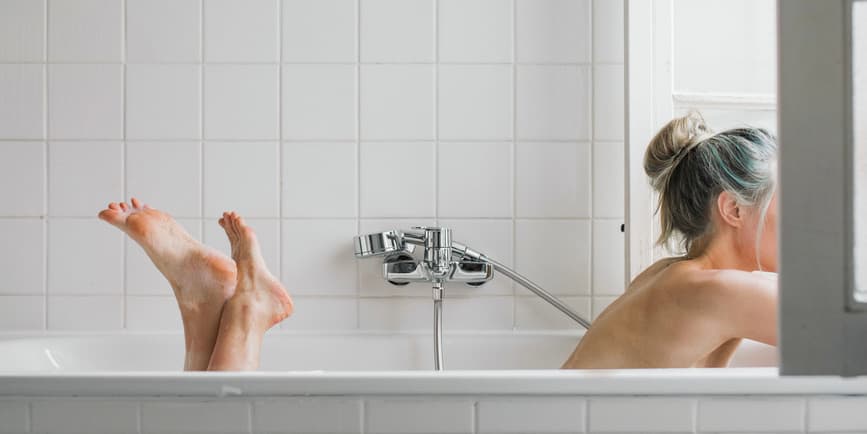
[1,395,863,433]
[0,0,625,332]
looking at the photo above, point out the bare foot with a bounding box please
[98,198,237,370]
[219,212,293,330]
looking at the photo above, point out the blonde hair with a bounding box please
[644,111,777,262]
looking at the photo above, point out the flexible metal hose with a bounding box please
[484,258,593,329]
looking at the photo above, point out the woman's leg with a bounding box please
[207,212,293,371]
[98,198,237,371]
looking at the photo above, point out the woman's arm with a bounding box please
[702,270,779,346]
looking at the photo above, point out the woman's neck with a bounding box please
[690,235,757,271]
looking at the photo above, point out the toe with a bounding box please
[108,202,119,210]
[131,197,142,209]
[98,208,125,227]
[119,202,129,212]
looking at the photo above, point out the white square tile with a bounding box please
[515,142,590,218]
[0,64,44,139]
[0,295,44,330]
[280,297,358,330]
[699,398,804,432]
[48,219,123,294]
[141,401,251,433]
[0,399,29,432]
[365,399,474,434]
[443,296,513,330]
[361,297,513,331]
[591,295,617,321]
[515,295,590,329]
[47,295,123,329]
[515,219,590,295]
[438,142,512,218]
[808,397,867,431]
[439,65,512,140]
[202,141,280,218]
[0,0,44,61]
[593,0,624,63]
[516,0,590,62]
[282,65,357,140]
[594,64,625,141]
[126,142,202,218]
[48,0,124,63]
[360,65,435,140]
[126,218,201,295]
[126,296,182,330]
[254,398,363,433]
[0,219,44,294]
[204,65,280,140]
[49,141,123,217]
[477,398,585,433]
[32,400,138,433]
[593,220,625,295]
[204,0,279,62]
[516,65,591,140]
[48,64,123,139]
[588,398,695,433]
[204,218,280,276]
[283,142,357,218]
[127,65,201,140]
[360,0,434,63]
[359,297,429,330]
[593,142,625,218]
[281,219,357,295]
[357,218,435,296]
[439,0,511,63]
[283,0,357,62]
[360,142,435,217]
[0,142,45,216]
[438,218,513,295]
[48,0,122,62]
[127,0,201,62]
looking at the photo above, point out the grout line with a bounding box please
[246,400,254,434]
[511,0,518,329]
[0,137,597,144]
[472,400,479,434]
[42,0,49,331]
[121,0,128,329]
[199,0,205,245]
[355,0,362,330]
[277,0,284,286]
[119,0,130,329]
[136,401,142,434]
[588,0,596,319]
[434,0,440,228]
[26,400,33,433]
[0,60,610,66]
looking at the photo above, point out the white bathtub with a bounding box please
[0,331,777,373]
[2,332,866,433]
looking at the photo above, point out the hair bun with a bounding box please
[643,111,714,190]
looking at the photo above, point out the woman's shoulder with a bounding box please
[661,265,778,311]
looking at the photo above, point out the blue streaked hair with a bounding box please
[644,111,778,266]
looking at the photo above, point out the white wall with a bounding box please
[0,395,865,433]
[0,0,626,333]
[671,0,777,132]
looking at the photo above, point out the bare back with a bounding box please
[561,257,778,369]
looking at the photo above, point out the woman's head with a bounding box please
[644,111,778,270]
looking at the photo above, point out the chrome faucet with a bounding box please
[354,226,592,371]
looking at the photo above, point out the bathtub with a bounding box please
[0,331,865,433]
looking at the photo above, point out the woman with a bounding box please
[562,111,779,369]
